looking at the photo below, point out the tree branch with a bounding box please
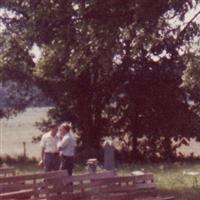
[177,9,200,42]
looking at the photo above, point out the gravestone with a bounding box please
[87,158,98,173]
[103,139,115,170]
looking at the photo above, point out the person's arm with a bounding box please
[39,135,45,165]
[41,147,45,162]
[58,135,70,150]
[38,147,45,166]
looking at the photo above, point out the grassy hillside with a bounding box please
[0,107,49,158]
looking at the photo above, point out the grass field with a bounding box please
[4,161,200,200]
[118,162,200,200]
[1,107,200,199]
[1,107,200,159]
[0,107,49,158]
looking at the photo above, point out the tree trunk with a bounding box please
[131,135,140,161]
[81,125,101,151]
[163,137,174,161]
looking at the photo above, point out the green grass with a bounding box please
[5,161,200,200]
[4,162,42,175]
[1,108,200,199]
[6,162,86,175]
[117,161,200,200]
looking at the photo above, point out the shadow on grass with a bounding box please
[9,162,42,175]
[158,187,200,200]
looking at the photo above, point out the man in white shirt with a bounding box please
[40,123,59,172]
[58,122,76,175]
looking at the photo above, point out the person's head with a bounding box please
[50,123,58,137]
[60,122,71,137]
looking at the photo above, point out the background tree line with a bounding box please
[1,0,200,162]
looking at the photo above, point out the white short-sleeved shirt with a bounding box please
[40,132,59,153]
[57,131,76,157]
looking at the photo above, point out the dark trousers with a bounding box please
[44,153,60,172]
[60,155,74,176]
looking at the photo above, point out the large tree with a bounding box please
[0,0,200,160]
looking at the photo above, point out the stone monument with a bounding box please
[103,138,115,170]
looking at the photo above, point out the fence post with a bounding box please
[23,141,26,159]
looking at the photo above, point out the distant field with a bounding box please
[0,107,50,158]
[0,107,200,159]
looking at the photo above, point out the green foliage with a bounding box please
[0,0,200,161]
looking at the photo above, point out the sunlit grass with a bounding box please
[117,161,200,200]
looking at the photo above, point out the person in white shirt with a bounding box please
[58,122,76,175]
[40,123,59,171]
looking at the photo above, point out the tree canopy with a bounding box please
[1,0,200,161]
